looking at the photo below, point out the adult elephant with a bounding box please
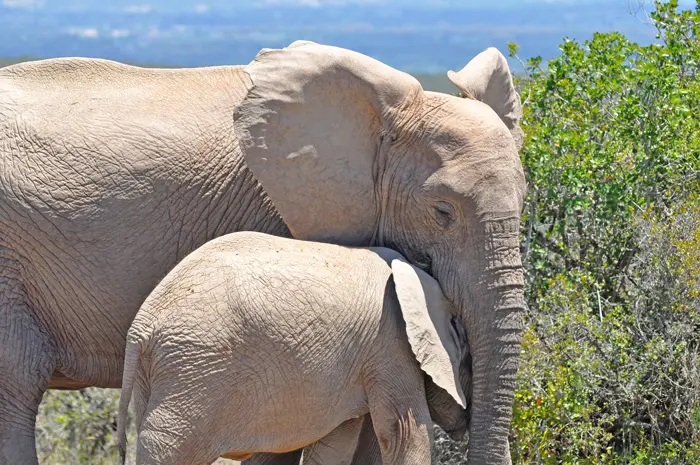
[0,41,526,465]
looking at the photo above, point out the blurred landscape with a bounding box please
[0,0,695,73]
[2,0,691,92]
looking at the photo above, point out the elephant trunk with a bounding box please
[455,217,525,464]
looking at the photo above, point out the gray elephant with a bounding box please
[116,231,472,465]
[0,40,525,464]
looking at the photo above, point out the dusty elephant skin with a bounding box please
[0,40,525,464]
[116,231,473,465]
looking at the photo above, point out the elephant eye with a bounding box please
[433,202,455,228]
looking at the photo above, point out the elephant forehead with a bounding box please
[418,93,513,149]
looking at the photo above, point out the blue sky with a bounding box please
[1,0,696,72]
[1,0,695,8]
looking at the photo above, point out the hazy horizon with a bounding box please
[1,0,696,72]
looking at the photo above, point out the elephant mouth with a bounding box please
[444,421,469,441]
[411,251,432,275]
[442,402,471,441]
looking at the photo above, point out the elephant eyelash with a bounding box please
[433,202,455,227]
[379,128,397,144]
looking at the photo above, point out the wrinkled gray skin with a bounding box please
[0,41,525,464]
[116,232,472,465]
[298,374,471,465]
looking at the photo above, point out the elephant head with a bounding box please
[234,41,526,464]
[392,257,472,441]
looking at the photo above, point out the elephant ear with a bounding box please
[391,258,467,408]
[447,47,524,151]
[234,41,422,245]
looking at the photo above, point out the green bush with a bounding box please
[508,0,700,463]
[36,389,124,464]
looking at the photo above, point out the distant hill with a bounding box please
[411,73,457,95]
[0,57,37,68]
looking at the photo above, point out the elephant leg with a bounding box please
[0,278,56,465]
[300,417,364,465]
[365,372,433,465]
[242,450,303,465]
[350,415,382,465]
[137,403,200,465]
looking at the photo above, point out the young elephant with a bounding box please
[117,231,472,465]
